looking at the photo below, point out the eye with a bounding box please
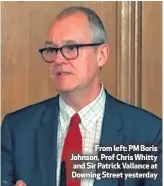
[46,47,56,53]
[64,45,77,51]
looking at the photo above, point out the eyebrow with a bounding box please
[45,41,56,46]
[45,40,80,47]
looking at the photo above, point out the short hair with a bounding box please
[55,6,107,43]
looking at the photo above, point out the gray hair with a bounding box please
[55,6,107,43]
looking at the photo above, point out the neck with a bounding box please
[60,83,101,112]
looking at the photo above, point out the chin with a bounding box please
[55,85,78,93]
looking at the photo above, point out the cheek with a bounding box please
[48,64,57,79]
[76,59,97,79]
[48,65,54,75]
[49,63,58,73]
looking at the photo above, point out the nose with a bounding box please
[53,49,66,65]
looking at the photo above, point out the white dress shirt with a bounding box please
[56,85,106,186]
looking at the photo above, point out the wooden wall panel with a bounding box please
[141,2,162,117]
[115,1,162,118]
[1,2,116,119]
[116,2,142,106]
[2,2,162,120]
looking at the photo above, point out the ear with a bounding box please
[96,44,110,67]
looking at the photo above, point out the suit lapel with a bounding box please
[94,92,125,186]
[37,96,59,186]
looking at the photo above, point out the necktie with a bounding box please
[62,113,82,186]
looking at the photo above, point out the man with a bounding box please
[2,6,162,186]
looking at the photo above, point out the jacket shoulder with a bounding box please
[107,92,161,120]
[5,95,59,116]
[2,95,59,130]
[106,93,162,140]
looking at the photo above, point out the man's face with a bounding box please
[46,12,103,93]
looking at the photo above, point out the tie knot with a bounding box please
[71,113,80,126]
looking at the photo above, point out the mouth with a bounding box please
[56,72,72,76]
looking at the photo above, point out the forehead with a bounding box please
[47,12,91,45]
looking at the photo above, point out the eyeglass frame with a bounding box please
[38,43,103,63]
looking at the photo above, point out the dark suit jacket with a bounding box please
[2,92,162,186]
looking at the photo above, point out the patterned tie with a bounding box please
[62,113,82,186]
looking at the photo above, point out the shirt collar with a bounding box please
[59,84,106,132]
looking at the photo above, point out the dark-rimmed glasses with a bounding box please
[38,43,103,63]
